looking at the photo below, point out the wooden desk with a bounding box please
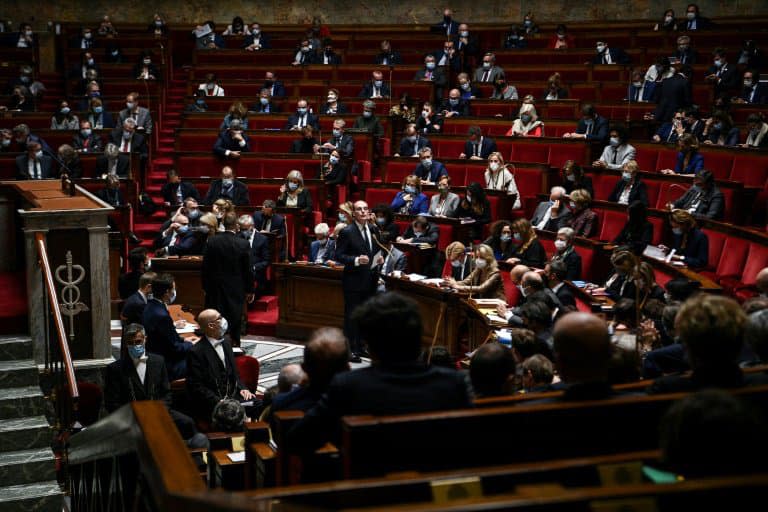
[149,257,205,313]
[393,242,436,275]
[210,449,246,490]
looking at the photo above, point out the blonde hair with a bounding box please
[338,201,354,219]
[475,244,499,272]
[199,212,218,235]
[511,218,536,249]
[402,174,421,192]
[286,169,304,190]
[623,160,639,173]
[213,198,234,213]
[445,241,466,260]
[570,188,592,207]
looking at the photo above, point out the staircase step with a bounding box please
[252,295,278,312]
[0,336,32,361]
[0,360,39,388]
[0,481,62,512]
[152,157,174,166]
[160,129,175,136]
[0,386,45,419]
[0,447,56,486]
[159,137,175,145]
[156,148,175,154]
[0,416,50,451]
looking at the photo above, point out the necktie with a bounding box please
[121,140,128,152]
[83,137,89,149]
[474,142,480,157]
[299,115,305,127]
[35,161,41,179]
[174,233,183,245]
[612,149,618,164]
[362,227,371,254]
[426,71,432,79]
[482,70,489,82]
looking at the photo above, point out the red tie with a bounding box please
[121,140,128,152]
[83,138,89,149]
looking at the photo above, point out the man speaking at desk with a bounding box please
[335,200,379,362]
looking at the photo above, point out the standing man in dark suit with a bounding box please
[121,272,155,325]
[682,4,712,31]
[432,9,459,37]
[186,309,255,423]
[592,41,631,65]
[161,169,200,207]
[238,215,270,298]
[705,49,739,96]
[374,40,402,66]
[335,200,380,361]
[15,140,54,180]
[546,260,576,310]
[202,212,254,347]
[203,166,250,206]
[653,67,693,123]
[143,274,195,380]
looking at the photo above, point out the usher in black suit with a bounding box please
[335,221,380,354]
[186,335,247,422]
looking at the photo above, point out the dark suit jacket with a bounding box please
[398,136,431,157]
[143,298,193,380]
[554,284,576,309]
[682,15,713,31]
[413,161,448,182]
[438,98,470,117]
[655,122,683,144]
[284,112,320,131]
[553,248,582,281]
[104,353,171,413]
[413,67,448,91]
[608,179,649,207]
[321,102,348,115]
[416,115,444,134]
[109,130,148,158]
[336,222,380,293]
[530,201,573,232]
[241,231,270,282]
[740,84,768,105]
[277,188,313,214]
[253,211,285,234]
[118,270,141,299]
[613,221,654,255]
[309,239,335,263]
[94,154,130,178]
[319,134,354,158]
[671,228,709,269]
[450,256,473,281]
[290,137,318,154]
[251,100,280,114]
[213,132,252,157]
[563,175,594,199]
[374,51,402,65]
[674,48,698,65]
[161,181,200,205]
[156,230,202,256]
[95,187,125,207]
[463,137,497,159]
[202,231,254,301]
[72,132,103,153]
[263,81,286,98]
[15,155,54,180]
[674,151,705,174]
[592,47,631,65]
[432,19,460,36]
[512,239,547,268]
[288,362,472,453]
[706,63,739,93]
[186,336,245,420]
[320,162,348,186]
[203,179,250,206]
[242,33,271,49]
[358,82,391,98]
[121,291,148,325]
[402,223,439,246]
[433,50,462,72]
[575,115,610,143]
[653,74,692,123]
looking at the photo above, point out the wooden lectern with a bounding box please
[0,180,114,365]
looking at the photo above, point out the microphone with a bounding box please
[42,146,76,182]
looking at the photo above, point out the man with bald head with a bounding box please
[336,200,380,361]
[272,327,350,414]
[203,165,250,206]
[186,308,255,422]
[552,312,615,401]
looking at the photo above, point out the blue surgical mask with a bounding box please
[177,225,189,234]
[404,185,417,194]
[714,59,723,68]
[260,97,269,105]
[127,344,145,359]
[93,106,103,113]
[338,213,347,223]
[449,98,459,106]
[672,227,683,235]
[421,158,432,167]
[222,178,234,186]
[713,122,723,131]
[425,62,436,70]
[622,171,632,181]
[329,155,339,164]
[60,107,70,115]
[513,233,522,241]
[374,80,383,87]
[288,182,298,191]
[187,209,201,220]
[332,128,342,137]
[609,137,620,147]
[363,111,372,118]
[521,114,532,124]
[196,99,206,106]
[375,217,386,225]
[81,128,91,136]
[297,107,307,114]
[500,234,512,242]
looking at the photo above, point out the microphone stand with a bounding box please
[42,147,77,195]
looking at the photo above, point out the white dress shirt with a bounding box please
[209,337,226,366]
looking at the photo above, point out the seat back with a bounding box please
[235,355,261,392]
[597,209,627,242]
[741,243,768,286]
[701,228,728,272]
[714,236,751,280]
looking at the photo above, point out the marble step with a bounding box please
[0,481,63,512]
[0,386,46,419]
[0,447,56,486]
[0,360,39,388]
[0,336,32,362]
[0,416,50,452]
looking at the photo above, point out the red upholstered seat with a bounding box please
[430,139,465,160]
[500,268,521,306]
[711,236,751,282]
[511,143,549,164]
[648,217,664,245]
[597,209,627,242]
[548,143,588,169]
[730,154,768,188]
[235,355,260,392]
[720,242,768,294]
[435,224,453,252]
[592,174,620,201]
[643,180,661,210]
[451,166,471,186]
[701,228,728,273]
[514,167,545,205]
[573,244,595,283]
[383,161,415,183]
[656,149,678,172]
[365,188,397,208]
[701,151,734,180]
[75,381,103,427]
[634,147,659,172]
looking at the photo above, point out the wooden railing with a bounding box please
[35,232,80,432]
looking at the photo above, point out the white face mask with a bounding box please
[554,240,567,251]
[489,162,500,172]
[475,259,487,269]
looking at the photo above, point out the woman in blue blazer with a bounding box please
[663,133,705,176]
[391,175,429,215]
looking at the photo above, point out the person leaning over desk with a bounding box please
[445,244,506,301]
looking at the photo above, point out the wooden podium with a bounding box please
[0,180,114,364]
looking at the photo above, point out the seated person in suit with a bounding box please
[430,175,460,217]
[56,145,83,179]
[118,92,154,134]
[15,140,54,180]
[243,22,271,51]
[593,250,638,301]
[438,88,469,118]
[550,227,582,281]
[415,101,444,135]
[253,199,285,235]
[608,160,649,206]
[741,113,768,149]
[507,99,544,137]
[563,103,609,143]
[161,169,200,207]
[413,147,448,184]
[484,152,521,209]
[456,182,492,240]
[545,260,576,309]
[434,39,461,73]
[414,54,448,100]
[251,88,279,114]
[648,294,762,394]
[705,49,739,96]
[95,142,130,178]
[213,119,251,159]
[110,118,148,159]
[561,160,593,198]
[701,110,740,146]
[444,241,472,281]
[319,149,348,193]
[398,215,439,246]
[120,272,156,325]
[669,169,724,220]
[659,209,709,269]
[614,200,654,255]
[454,23,481,60]
[203,166,250,206]
[323,222,346,265]
[661,133,705,176]
[374,39,402,66]
[372,203,399,240]
[95,174,125,207]
[287,292,472,453]
[197,73,225,96]
[321,88,347,115]
[391,175,429,215]
[143,274,195,380]
[394,123,431,157]
[284,98,320,131]
[531,186,572,232]
[474,52,505,84]
[237,215,270,298]
[310,223,335,264]
[652,109,687,144]
[735,70,767,105]
[509,218,547,268]
[318,39,342,65]
[186,309,255,423]
[457,73,481,100]
[567,188,599,238]
[105,324,203,446]
[271,327,350,415]
[592,40,631,65]
[83,97,115,130]
[470,343,516,398]
[220,101,249,131]
[262,71,286,98]
[290,126,318,154]
[72,120,103,153]
[484,220,516,261]
[277,169,313,215]
[353,100,385,138]
[445,244,506,301]
[520,354,556,394]
[373,232,408,278]
[358,70,391,99]
[314,118,354,159]
[593,125,636,170]
[461,125,497,159]
[154,213,202,256]
[542,72,569,99]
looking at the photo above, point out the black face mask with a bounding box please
[264,80,273,87]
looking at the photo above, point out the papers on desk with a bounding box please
[642,245,668,262]
[487,314,508,324]
[175,324,198,334]
[406,273,427,281]
[459,218,476,224]
[471,298,506,307]
[421,278,445,286]
[226,452,245,463]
